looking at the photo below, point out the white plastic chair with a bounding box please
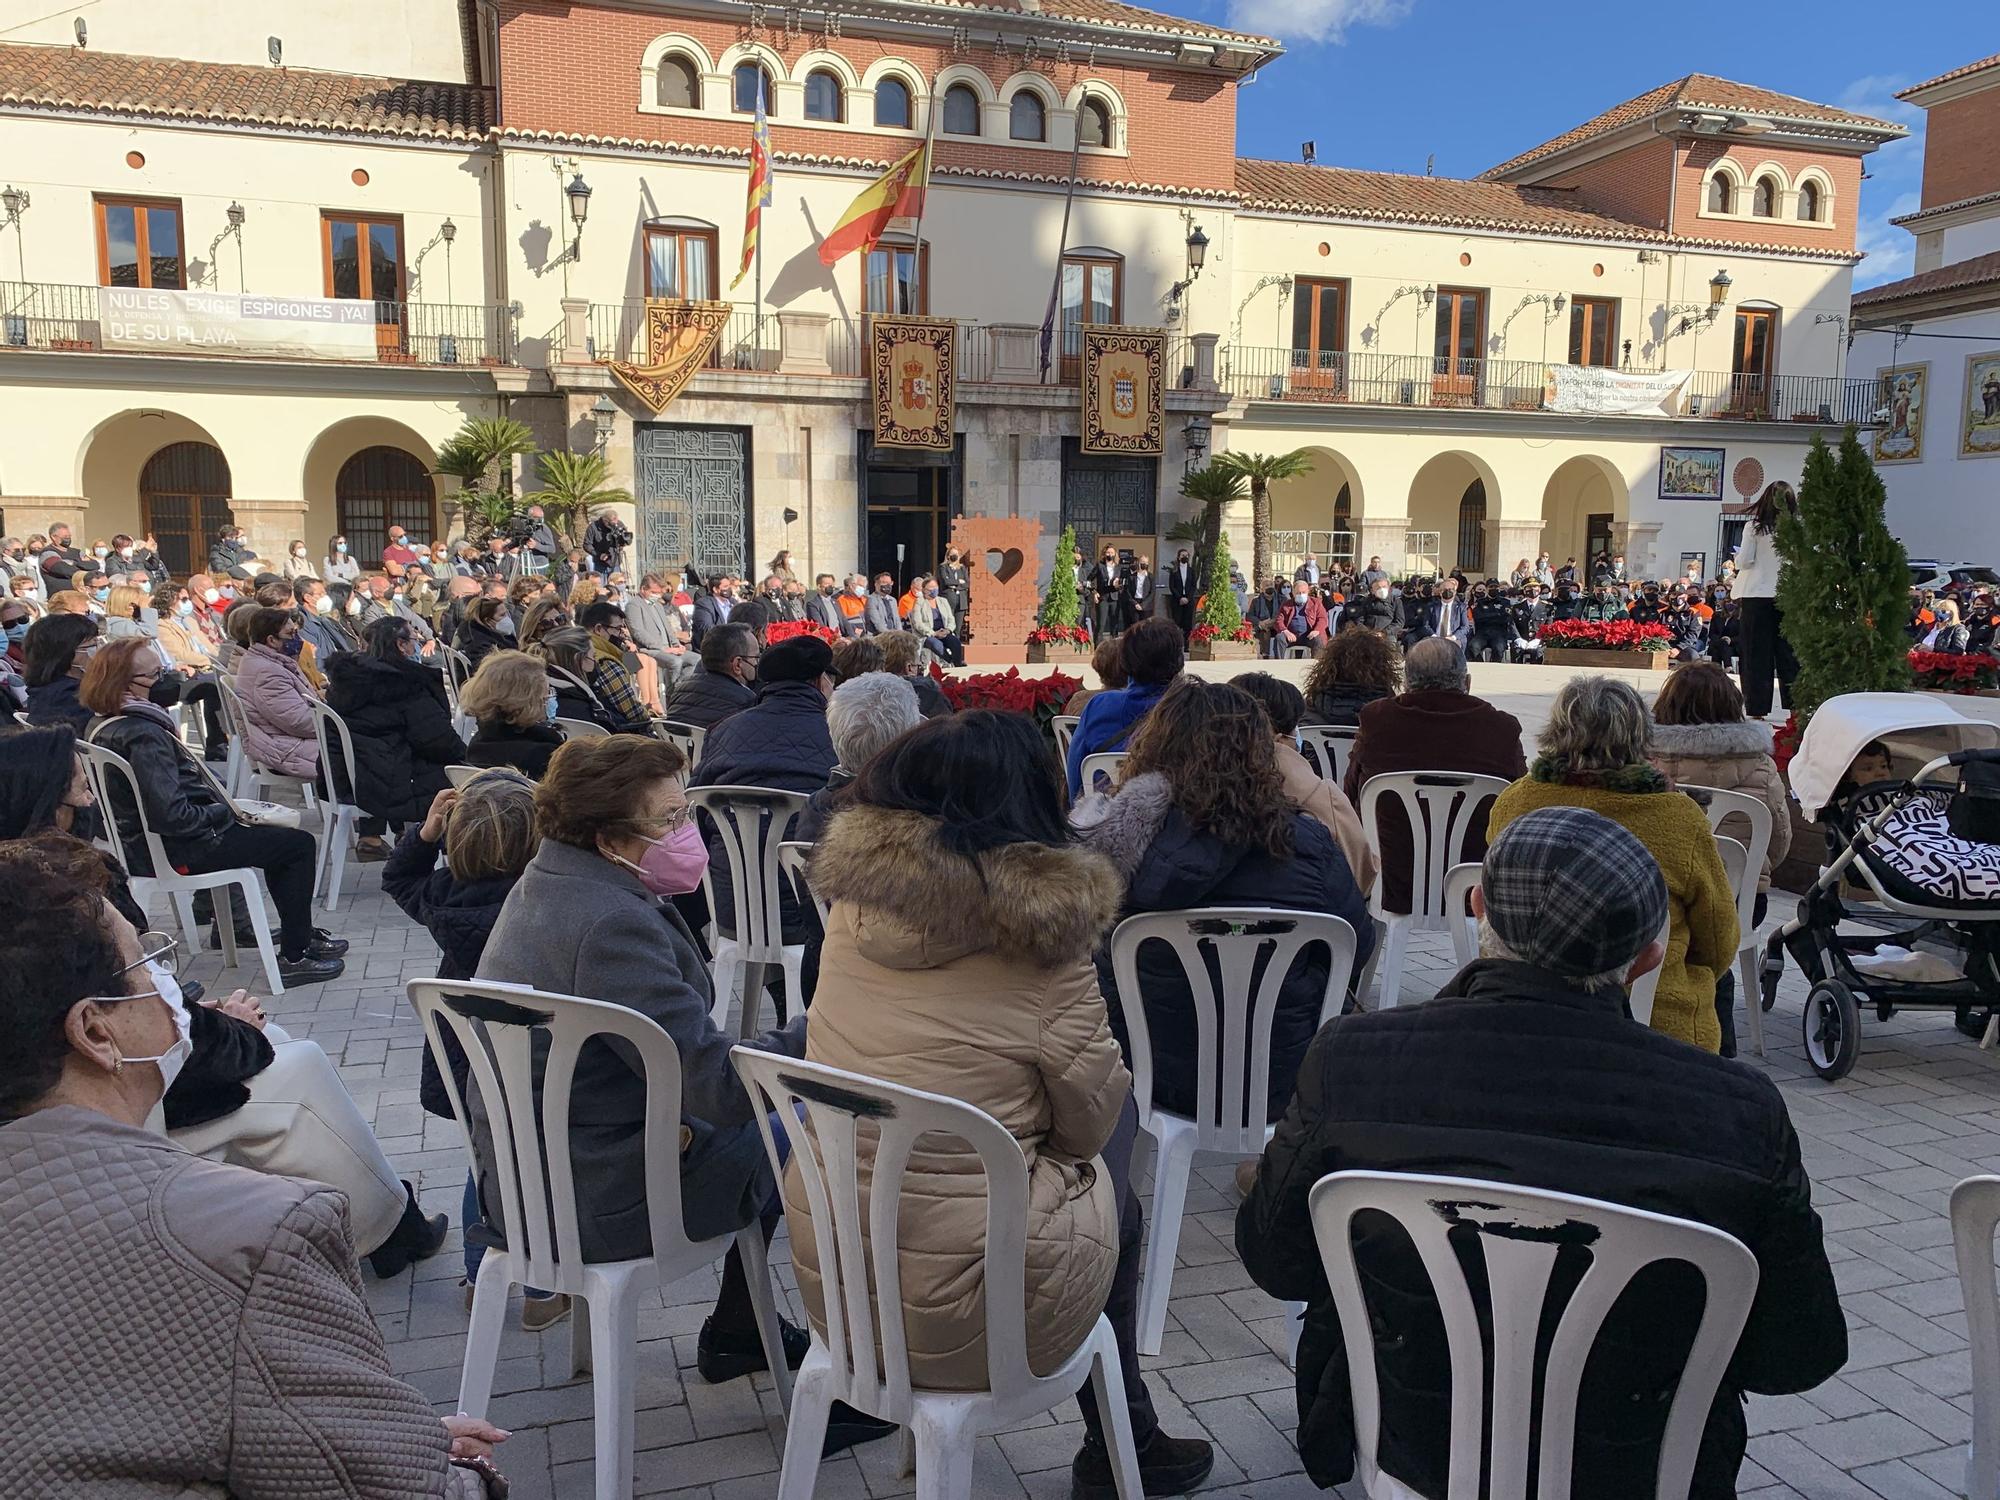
[554,716,609,740]
[215,673,319,811]
[444,764,485,788]
[1356,771,1511,1008]
[659,717,706,770]
[409,979,794,1500]
[77,739,286,994]
[1625,910,1676,1029]
[1707,833,1764,1056]
[1310,1171,1759,1500]
[1051,714,1080,762]
[1952,1175,2000,1500]
[306,700,368,914]
[1078,751,1127,794]
[1441,861,1480,969]
[1687,786,1775,1058]
[440,648,475,740]
[1295,724,1356,786]
[1109,907,1359,1354]
[730,1048,1145,1500]
[689,785,811,1038]
[778,839,827,927]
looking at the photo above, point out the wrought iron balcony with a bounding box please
[1223,346,1881,425]
[0,280,517,366]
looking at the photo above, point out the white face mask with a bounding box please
[345,597,362,616]
[201,588,220,604]
[334,542,348,554]
[851,583,867,597]
[292,546,306,557]
[118,547,134,561]
[105,959,194,1095]
[312,594,334,613]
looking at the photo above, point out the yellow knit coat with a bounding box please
[1488,773,1740,1051]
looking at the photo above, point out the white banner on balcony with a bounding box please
[97,288,378,360]
[1546,364,1690,416]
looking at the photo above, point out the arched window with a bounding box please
[655,53,698,109]
[336,447,436,565]
[1009,90,1046,142]
[1707,172,1734,214]
[1333,483,1353,549]
[874,76,912,129]
[140,441,233,579]
[804,69,843,122]
[1078,96,1112,148]
[1797,179,1822,222]
[732,61,772,115]
[1455,479,1487,576]
[941,83,980,135]
[1752,176,1778,217]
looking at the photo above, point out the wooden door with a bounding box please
[324,213,406,357]
[140,442,233,578]
[1290,278,1348,396]
[1432,288,1485,404]
[1730,308,1776,415]
[1060,256,1121,382]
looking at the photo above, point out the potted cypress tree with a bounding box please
[1027,524,1090,664]
[1188,533,1257,660]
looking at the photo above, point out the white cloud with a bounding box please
[1836,74,1927,290]
[1227,0,1413,44]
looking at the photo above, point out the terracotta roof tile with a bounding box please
[923,0,1278,48]
[1237,158,1666,241]
[1852,249,2000,309]
[0,43,489,142]
[1482,72,1903,180]
[1892,188,2000,228]
[1899,53,2000,99]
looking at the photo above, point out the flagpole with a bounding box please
[754,79,767,361]
[908,72,943,314]
[1039,120,1086,384]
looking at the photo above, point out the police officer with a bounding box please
[1468,581,1517,663]
[1628,581,1667,626]
[1548,581,1584,623]
[1582,584,1624,622]
[1510,584,1548,661]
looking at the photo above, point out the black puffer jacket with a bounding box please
[27,674,90,731]
[86,702,235,875]
[689,678,835,942]
[1302,680,1390,728]
[1077,771,1373,1121]
[324,653,465,825]
[1238,959,1846,1500]
[666,664,755,730]
[466,720,564,780]
[456,617,512,670]
[380,825,518,1118]
[1339,594,1402,635]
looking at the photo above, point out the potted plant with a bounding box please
[432,416,537,545]
[1188,534,1257,660]
[1910,649,2000,697]
[1028,524,1090,664]
[936,665,1083,738]
[1537,617,1673,671]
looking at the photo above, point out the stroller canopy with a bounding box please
[1788,693,2000,818]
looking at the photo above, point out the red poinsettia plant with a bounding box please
[1909,649,2000,693]
[937,666,1082,732]
[1771,715,1803,775]
[767,619,839,645]
[1188,621,1256,645]
[1538,618,1673,654]
[1027,623,1091,648]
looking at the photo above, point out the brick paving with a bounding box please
[169,851,2000,1500]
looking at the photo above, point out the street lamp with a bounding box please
[1185,224,1209,279]
[225,201,245,229]
[591,393,617,455]
[566,172,593,260]
[1182,417,1209,474]
[0,185,26,224]
[1708,267,1732,307]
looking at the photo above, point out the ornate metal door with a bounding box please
[1060,437,1157,557]
[634,424,749,580]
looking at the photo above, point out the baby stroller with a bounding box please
[1772,693,2000,1079]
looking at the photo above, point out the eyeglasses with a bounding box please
[88,933,180,1004]
[626,806,693,834]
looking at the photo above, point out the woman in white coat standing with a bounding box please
[1728,480,1799,719]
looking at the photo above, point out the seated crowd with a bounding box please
[0,514,1847,1500]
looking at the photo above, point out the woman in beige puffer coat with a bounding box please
[1647,662,1792,891]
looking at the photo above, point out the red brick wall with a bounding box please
[496,0,1239,194]
[1919,88,2000,209]
[1541,137,1676,230]
[1671,138,1860,253]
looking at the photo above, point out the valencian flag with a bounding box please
[817,140,930,267]
[731,82,772,289]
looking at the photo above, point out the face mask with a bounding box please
[93,547,110,559]
[110,960,195,1094]
[495,615,516,637]
[292,546,306,557]
[1373,588,1389,600]
[93,586,109,602]
[279,636,303,658]
[118,547,134,561]
[546,691,559,725]
[202,588,220,604]
[925,588,938,599]
[175,599,195,617]
[4,621,26,645]
[607,821,708,897]
[851,584,866,597]
[1293,592,1308,605]
[345,597,362,616]
[219,586,236,601]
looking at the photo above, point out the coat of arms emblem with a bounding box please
[901,358,932,412]
[1111,364,1137,418]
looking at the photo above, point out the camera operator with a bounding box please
[583,508,632,576]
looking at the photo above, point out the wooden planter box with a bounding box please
[1189,638,1258,661]
[1542,647,1670,672]
[1025,641,1087,665]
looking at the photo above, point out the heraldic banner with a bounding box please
[871,315,956,451]
[1080,325,1166,456]
[609,299,732,414]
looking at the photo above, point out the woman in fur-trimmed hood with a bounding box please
[1488,676,1738,1052]
[1648,662,1792,893]
[793,708,1134,1392]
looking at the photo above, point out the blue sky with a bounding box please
[1185,0,1975,287]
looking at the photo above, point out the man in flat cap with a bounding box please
[1237,806,1844,1500]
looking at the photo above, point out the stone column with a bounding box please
[1356,515,1413,576]
[559,297,590,363]
[228,499,312,571]
[777,311,832,375]
[988,325,1042,384]
[1620,521,1665,581]
[1486,519,1546,581]
[1191,332,1219,393]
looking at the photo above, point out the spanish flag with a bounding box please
[816,141,929,267]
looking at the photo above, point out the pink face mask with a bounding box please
[609,821,708,897]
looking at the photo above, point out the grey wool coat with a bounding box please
[470,838,806,1263]
[0,1106,476,1499]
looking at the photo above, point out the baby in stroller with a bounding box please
[1774,697,2000,1079]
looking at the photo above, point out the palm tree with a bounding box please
[433,417,536,543]
[1215,449,1314,590]
[526,450,633,551]
[1177,463,1247,572]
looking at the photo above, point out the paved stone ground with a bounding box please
[165,842,2000,1500]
